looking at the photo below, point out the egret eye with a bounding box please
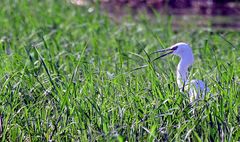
[171,46,178,50]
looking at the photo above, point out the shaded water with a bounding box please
[99,0,240,31]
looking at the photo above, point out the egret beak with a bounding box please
[150,46,178,62]
[150,48,172,55]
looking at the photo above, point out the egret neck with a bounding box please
[175,48,194,90]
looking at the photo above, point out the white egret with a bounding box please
[151,42,209,102]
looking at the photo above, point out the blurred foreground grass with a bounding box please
[0,0,240,141]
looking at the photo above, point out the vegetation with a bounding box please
[0,0,239,141]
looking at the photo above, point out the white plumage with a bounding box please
[152,42,210,102]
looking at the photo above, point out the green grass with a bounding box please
[0,1,240,141]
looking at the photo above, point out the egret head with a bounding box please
[171,42,192,57]
[151,42,194,65]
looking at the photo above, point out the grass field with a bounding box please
[0,1,240,141]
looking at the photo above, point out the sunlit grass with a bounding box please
[0,0,239,141]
